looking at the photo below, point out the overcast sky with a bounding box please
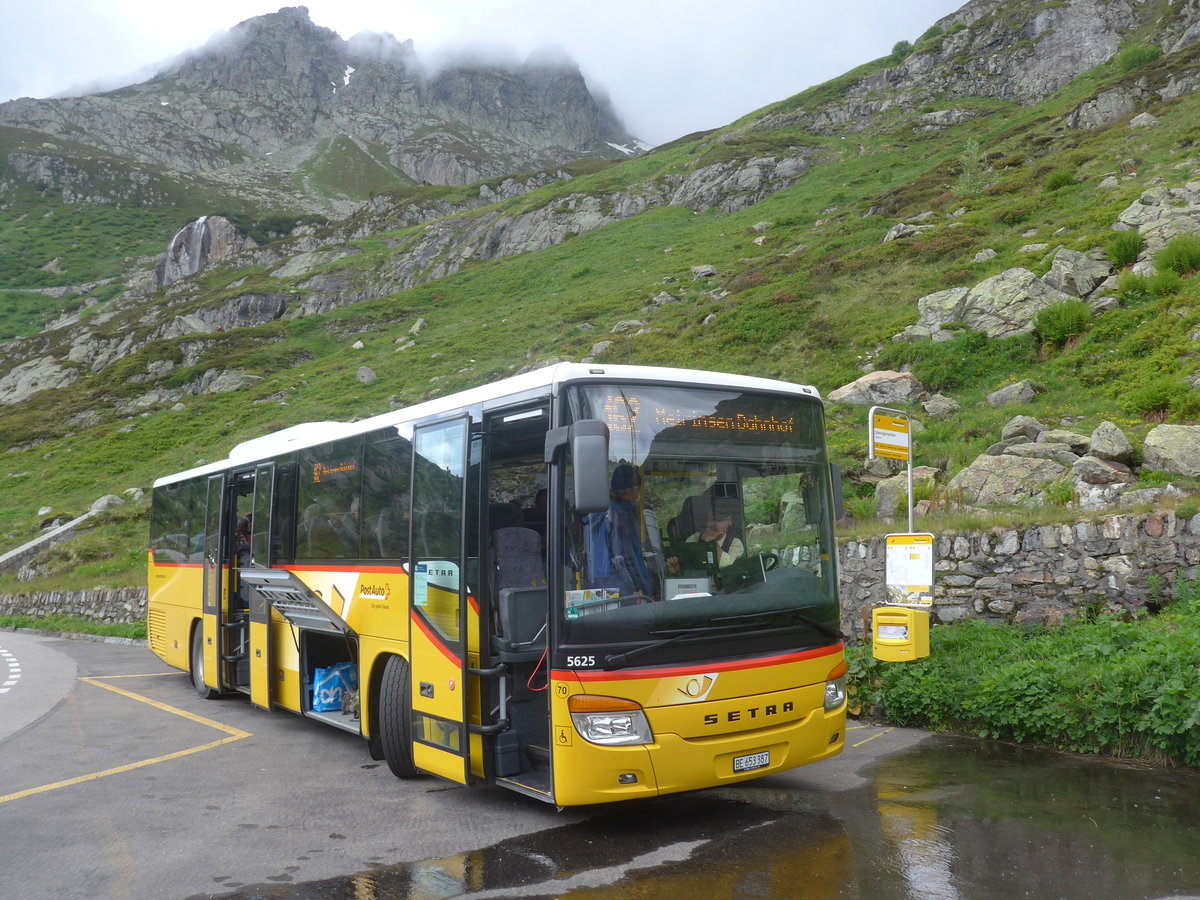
[0,0,964,145]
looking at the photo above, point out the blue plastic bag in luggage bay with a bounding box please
[312,661,357,712]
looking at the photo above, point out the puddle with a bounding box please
[201,737,1200,899]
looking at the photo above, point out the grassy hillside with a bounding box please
[3,43,1200,592]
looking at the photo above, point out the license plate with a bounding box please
[733,751,770,772]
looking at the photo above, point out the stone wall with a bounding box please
[0,586,147,625]
[4,512,1197,638]
[838,512,1199,641]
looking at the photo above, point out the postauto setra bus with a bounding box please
[147,363,847,806]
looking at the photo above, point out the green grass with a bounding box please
[0,614,146,640]
[847,586,1200,766]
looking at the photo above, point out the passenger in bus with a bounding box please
[234,514,252,560]
[666,505,745,575]
[585,464,653,601]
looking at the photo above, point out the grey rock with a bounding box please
[1041,248,1111,297]
[156,216,258,287]
[1037,429,1090,455]
[90,494,126,512]
[1072,455,1134,485]
[1142,424,1200,477]
[947,455,1068,507]
[357,367,377,385]
[827,370,927,406]
[1001,415,1048,442]
[922,393,960,418]
[988,380,1039,408]
[1003,442,1080,466]
[1088,420,1134,464]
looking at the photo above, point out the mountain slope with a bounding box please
[4,0,1200,592]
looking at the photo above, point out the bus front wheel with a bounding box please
[379,655,420,778]
[190,626,219,700]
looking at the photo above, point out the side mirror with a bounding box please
[545,419,610,514]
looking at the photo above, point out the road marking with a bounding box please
[0,673,251,806]
[851,726,895,748]
[0,647,20,694]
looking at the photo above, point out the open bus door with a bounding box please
[247,462,275,710]
[408,416,472,784]
[199,473,228,694]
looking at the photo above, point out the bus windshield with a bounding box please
[560,383,840,664]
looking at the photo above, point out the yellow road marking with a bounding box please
[851,726,895,748]
[0,673,251,806]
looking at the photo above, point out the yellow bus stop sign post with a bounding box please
[867,407,933,661]
[867,406,913,532]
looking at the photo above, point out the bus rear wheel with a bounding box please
[379,655,419,778]
[190,625,219,700]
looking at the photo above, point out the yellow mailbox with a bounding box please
[872,606,930,662]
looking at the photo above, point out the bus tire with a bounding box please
[190,624,219,700]
[379,655,420,778]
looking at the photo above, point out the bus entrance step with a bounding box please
[526,744,550,765]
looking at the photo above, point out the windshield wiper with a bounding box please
[602,624,727,670]
[711,607,843,641]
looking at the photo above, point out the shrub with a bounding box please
[1156,234,1200,276]
[1115,45,1163,74]
[1107,230,1145,268]
[1043,170,1075,192]
[1148,268,1182,298]
[1120,374,1186,416]
[890,40,914,63]
[851,612,1200,765]
[1033,299,1091,348]
[993,206,1030,226]
[1116,271,1153,304]
[955,139,993,197]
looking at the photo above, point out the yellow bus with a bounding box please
[147,363,847,806]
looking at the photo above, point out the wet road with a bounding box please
[212,738,1200,900]
[2,630,1199,899]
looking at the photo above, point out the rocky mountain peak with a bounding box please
[0,6,638,206]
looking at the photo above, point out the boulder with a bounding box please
[902,269,1074,342]
[988,380,1039,407]
[946,455,1068,506]
[827,370,927,406]
[1072,455,1134,485]
[1041,248,1111,297]
[1142,424,1200,477]
[90,494,126,512]
[1002,442,1080,466]
[922,393,960,418]
[883,222,931,242]
[357,367,377,385]
[1001,415,1047,442]
[1088,421,1133,465]
[875,466,939,519]
[1037,429,1090,455]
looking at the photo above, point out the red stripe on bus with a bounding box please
[284,564,409,575]
[410,612,462,666]
[554,643,843,682]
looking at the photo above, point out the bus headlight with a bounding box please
[568,695,654,746]
[824,677,847,711]
[824,659,848,711]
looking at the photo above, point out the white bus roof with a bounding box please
[153,362,821,488]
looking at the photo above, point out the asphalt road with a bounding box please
[0,629,927,899]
